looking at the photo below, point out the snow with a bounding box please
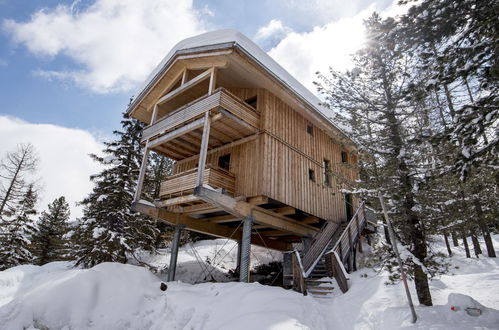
[135,238,282,283]
[130,29,350,141]
[1,235,498,329]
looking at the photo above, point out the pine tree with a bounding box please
[0,143,38,220]
[399,0,498,179]
[316,13,435,305]
[0,184,38,270]
[32,196,70,265]
[72,115,159,267]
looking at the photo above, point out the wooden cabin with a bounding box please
[128,30,373,294]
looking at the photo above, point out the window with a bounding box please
[308,169,316,182]
[341,151,348,163]
[218,154,231,171]
[323,159,331,187]
[244,96,257,109]
[306,124,314,136]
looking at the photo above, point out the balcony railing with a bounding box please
[159,165,236,200]
[141,88,259,144]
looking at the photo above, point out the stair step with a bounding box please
[308,286,334,290]
[307,290,333,296]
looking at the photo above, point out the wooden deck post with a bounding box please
[239,216,254,282]
[133,140,150,203]
[167,224,185,281]
[196,112,211,186]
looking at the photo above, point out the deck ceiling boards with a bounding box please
[149,115,256,160]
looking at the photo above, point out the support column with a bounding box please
[133,141,150,202]
[167,224,185,282]
[239,216,254,283]
[196,112,211,186]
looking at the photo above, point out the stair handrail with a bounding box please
[302,220,339,276]
[292,249,307,295]
[327,201,366,259]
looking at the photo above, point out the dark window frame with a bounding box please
[308,168,316,182]
[323,159,331,187]
[218,153,231,171]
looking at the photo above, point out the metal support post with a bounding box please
[239,216,254,282]
[167,224,185,282]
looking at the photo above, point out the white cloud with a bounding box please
[255,19,293,41]
[0,116,104,219]
[265,0,406,93]
[3,0,205,93]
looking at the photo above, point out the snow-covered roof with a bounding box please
[129,29,354,144]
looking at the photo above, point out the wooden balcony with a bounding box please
[141,88,259,160]
[158,166,235,207]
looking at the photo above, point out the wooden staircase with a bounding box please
[290,202,371,297]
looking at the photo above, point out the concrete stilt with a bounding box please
[239,216,254,283]
[167,224,184,282]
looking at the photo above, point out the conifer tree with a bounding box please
[0,184,38,270]
[317,13,435,305]
[0,143,38,220]
[32,196,70,265]
[72,115,159,267]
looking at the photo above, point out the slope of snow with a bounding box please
[0,235,498,329]
[0,262,324,330]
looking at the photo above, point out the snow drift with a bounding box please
[0,262,324,329]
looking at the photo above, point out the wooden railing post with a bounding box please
[196,112,211,186]
[133,140,150,203]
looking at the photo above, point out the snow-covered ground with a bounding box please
[134,238,282,283]
[0,235,498,329]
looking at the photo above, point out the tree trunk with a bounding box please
[443,232,452,257]
[473,198,496,257]
[462,231,471,258]
[471,232,482,258]
[451,232,459,247]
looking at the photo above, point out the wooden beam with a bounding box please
[157,68,212,105]
[194,186,317,237]
[300,216,320,224]
[133,140,150,202]
[132,201,289,250]
[148,117,204,148]
[197,112,211,186]
[204,214,240,223]
[247,195,268,205]
[208,67,217,95]
[219,108,258,132]
[179,133,258,164]
[155,194,199,207]
[272,206,296,215]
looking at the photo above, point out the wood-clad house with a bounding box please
[128,30,373,294]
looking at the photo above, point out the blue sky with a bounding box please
[0,0,397,217]
[0,0,393,134]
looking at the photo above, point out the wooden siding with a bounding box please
[160,166,235,198]
[175,137,263,198]
[261,90,359,222]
